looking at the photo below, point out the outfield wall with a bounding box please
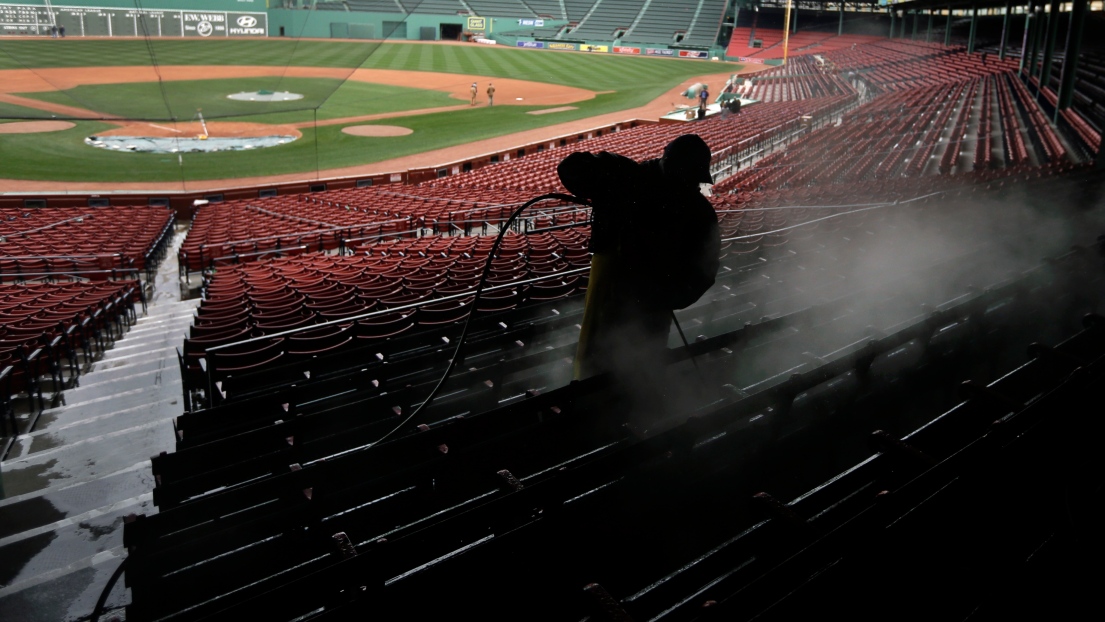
[0,1,267,37]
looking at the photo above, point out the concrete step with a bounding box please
[49,370,180,417]
[124,314,196,337]
[0,531,130,622]
[0,461,154,537]
[95,333,189,363]
[0,409,175,499]
[77,356,176,386]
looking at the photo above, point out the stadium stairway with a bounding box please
[0,223,194,622]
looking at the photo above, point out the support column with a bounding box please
[792,4,797,33]
[1040,0,1062,89]
[945,6,952,46]
[1020,2,1035,73]
[927,10,934,43]
[1032,5,1048,78]
[912,11,919,40]
[968,4,978,53]
[838,2,844,36]
[901,11,908,38]
[999,1,1011,60]
[1058,0,1087,110]
[890,9,896,39]
[1026,5,1042,77]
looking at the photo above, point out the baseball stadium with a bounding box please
[1,0,1104,620]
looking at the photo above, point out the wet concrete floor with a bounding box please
[0,223,196,621]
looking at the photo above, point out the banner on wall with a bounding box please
[548,42,576,51]
[646,48,674,56]
[581,44,608,52]
[613,46,639,55]
[516,40,544,48]
[517,18,545,27]
[738,57,765,64]
[678,50,709,59]
[466,16,486,31]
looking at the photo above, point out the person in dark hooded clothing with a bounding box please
[558,134,721,387]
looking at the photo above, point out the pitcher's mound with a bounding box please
[342,125,413,137]
[0,120,75,134]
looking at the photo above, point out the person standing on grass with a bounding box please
[470,82,478,106]
[487,82,496,106]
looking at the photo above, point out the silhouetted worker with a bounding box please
[558,134,720,421]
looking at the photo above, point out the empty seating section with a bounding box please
[0,206,173,281]
[567,0,642,40]
[744,56,853,102]
[182,229,590,401]
[563,0,595,23]
[720,45,1075,192]
[117,27,1105,620]
[170,38,1079,423]
[680,0,725,48]
[622,0,696,45]
[0,280,141,421]
[344,0,405,13]
[726,27,783,58]
[397,0,465,14]
[525,0,566,19]
[463,0,535,17]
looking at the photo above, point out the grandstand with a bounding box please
[2,2,1105,622]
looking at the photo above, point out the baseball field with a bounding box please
[0,38,745,186]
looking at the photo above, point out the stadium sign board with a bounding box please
[516,40,544,48]
[677,50,708,59]
[466,16,485,31]
[738,57,765,64]
[646,48,674,56]
[547,42,576,50]
[613,46,639,55]
[517,18,544,27]
[0,3,266,37]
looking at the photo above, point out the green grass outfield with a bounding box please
[0,39,741,183]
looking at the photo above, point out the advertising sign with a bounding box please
[516,40,544,48]
[466,16,485,31]
[517,18,544,27]
[582,44,607,52]
[548,42,576,51]
[613,46,639,55]
[678,50,708,59]
[738,57,765,64]
[646,48,674,56]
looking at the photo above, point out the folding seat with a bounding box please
[254,312,318,334]
[378,290,431,308]
[252,306,312,326]
[525,277,578,302]
[286,322,354,351]
[354,310,417,341]
[475,287,522,313]
[191,318,250,339]
[417,298,475,327]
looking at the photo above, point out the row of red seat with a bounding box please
[1,280,141,426]
[0,207,173,277]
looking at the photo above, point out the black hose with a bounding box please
[90,554,128,621]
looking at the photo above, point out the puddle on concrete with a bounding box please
[1,459,62,499]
